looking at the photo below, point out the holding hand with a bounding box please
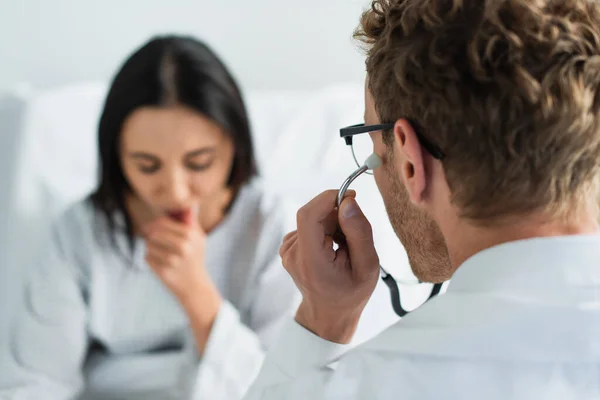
[143,208,221,353]
[280,190,380,344]
[144,209,210,300]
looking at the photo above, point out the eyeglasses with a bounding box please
[339,121,446,317]
[340,122,445,174]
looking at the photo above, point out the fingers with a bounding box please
[145,217,189,239]
[184,206,201,228]
[145,244,178,269]
[144,216,199,263]
[322,209,340,237]
[338,197,379,279]
[296,190,356,257]
[279,230,298,259]
[147,229,191,256]
[279,231,299,276]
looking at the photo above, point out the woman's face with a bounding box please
[120,105,235,219]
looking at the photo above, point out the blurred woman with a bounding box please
[5,35,298,399]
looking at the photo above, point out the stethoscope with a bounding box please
[337,153,443,317]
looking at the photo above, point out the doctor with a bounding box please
[243,0,600,398]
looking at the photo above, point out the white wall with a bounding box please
[0,0,370,91]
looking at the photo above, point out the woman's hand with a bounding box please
[144,209,207,300]
[143,208,222,353]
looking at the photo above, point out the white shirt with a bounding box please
[1,180,301,400]
[244,235,600,400]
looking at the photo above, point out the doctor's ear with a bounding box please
[392,119,428,205]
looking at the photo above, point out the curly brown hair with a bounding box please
[356,0,600,222]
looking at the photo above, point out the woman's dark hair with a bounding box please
[90,35,257,250]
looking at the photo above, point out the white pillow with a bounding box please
[22,83,107,210]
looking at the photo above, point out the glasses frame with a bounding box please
[340,122,446,163]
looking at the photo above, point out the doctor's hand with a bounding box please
[280,190,380,344]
